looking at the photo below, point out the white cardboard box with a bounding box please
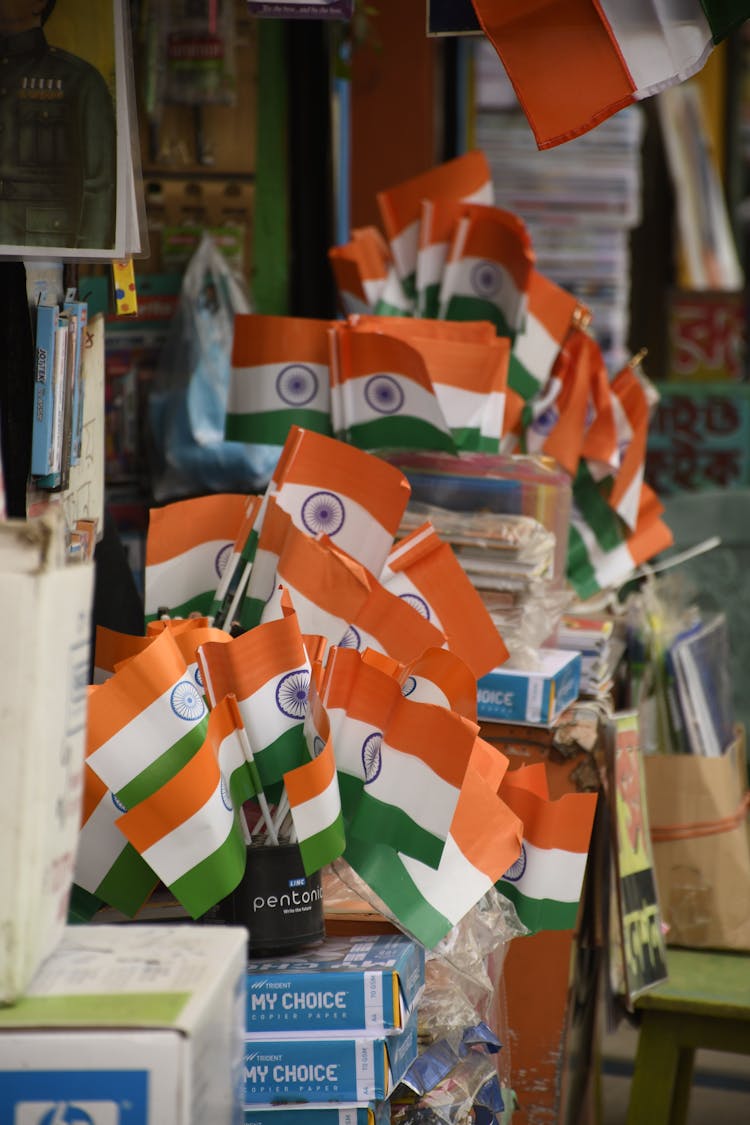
[0,924,248,1123]
[0,513,94,1003]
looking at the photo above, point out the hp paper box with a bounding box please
[0,925,247,1124]
[246,935,424,1034]
[477,649,581,725]
[244,1009,419,1103]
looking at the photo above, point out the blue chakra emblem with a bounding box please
[339,625,362,650]
[399,591,430,619]
[220,776,232,811]
[193,663,204,691]
[502,843,527,883]
[275,668,310,719]
[215,541,232,578]
[402,675,417,697]
[111,791,127,814]
[364,374,405,415]
[530,407,558,437]
[170,680,206,721]
[301,490,345,537]
[470,260,503,299]
[362,732,383,783]
[276,363,319,407]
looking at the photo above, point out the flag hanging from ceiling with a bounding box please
[469,0,737,149]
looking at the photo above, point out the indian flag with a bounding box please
[114,699,252,919]
[382,521,509,679]
[344,739,523,948]
[606,363,652,530]
[329,326,456,454]
[94,626,152,684]
[438,205,534,339]
[226,314,333,445]
[568,470,673,599]
[87,629,209,811]
[321,645,403,824]
[283,688,345,874]
[497,763,598,932]
[509,271,580,403]
[349,313,497,346]
[240,497,372,640]
[581,341,619,479]
[144,492,249,623]
[268,424,411,577]
[72,760,158,920]
[470,0,727,150]
[522,327,596,477]
[377,150,494,298]
[373,266,415,318]
[328,226,390,315]
[208,494,263,627]
[404,334,509,452]
[416,198,465,319]
[347,696,478,869]
[197,608,311,788]
[172,623,232,702]
[402,647,477,722]
[343,567,446,666]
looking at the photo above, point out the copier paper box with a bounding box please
[477,649,582,725]
[0,925,248,1124]
[245,1103,391,1125]
[246,934,424,1034]
[243,1007,419,1103]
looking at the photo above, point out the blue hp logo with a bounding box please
[16,1103,119,1124]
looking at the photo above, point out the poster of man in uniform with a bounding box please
[0,0,137,258]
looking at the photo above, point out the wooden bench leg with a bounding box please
[626,1012,695,1125]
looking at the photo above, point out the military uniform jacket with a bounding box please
[0,27,116,250]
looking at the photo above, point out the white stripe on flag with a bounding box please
[260,583,350,651]
[403,677,450,710]
[600,3,711,98]
[217,729,247,782]
[145,541,227,616]
[416,241,449,293]
[366,741,458,838]
[512,311,561,391]
[245,546,280,604]
[325,710,372,778]
[236,662,310,752]
[570,508,635,591]
[504,839,587,903]
[75,793,128,892]
[274,482,396,576]
[389,219,420,282]
[379,570,445,634]
[340,372,450,433]
[400,833,493,926]
[290,770,341,843]
[434,384,505,441]
[363,278,386,307]
[89,681,207,795]
[229,362,330,415]
[141,784,235,883]
[439,257,526,327]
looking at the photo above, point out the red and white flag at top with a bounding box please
[469,0,739,150]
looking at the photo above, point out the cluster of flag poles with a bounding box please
[74,425,599,948]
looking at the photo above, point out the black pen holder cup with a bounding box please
[217,841,325,957]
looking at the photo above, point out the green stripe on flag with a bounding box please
[508,352,542,401]
[169,824,247,919]
[349,792,446,869]
[238,595,266,633]
[144,591,213,625]
[68,883,104,923]
[374,297,413,317]
[572,463,625,552]
[344,417,457,454]
[255,726,308,788]
[298,811,346,875]
[441,295,513,337]
[117,715,210,809]
[225,409,332,445]
[338,771,364,826]
[496,881,580,934]
[418,283,440,320]
[93,846,159,918]
[451,426,499,453]
[700,0,748,41]
[227,762,258,809]
[343,835,453,948]
[566,524,601,602]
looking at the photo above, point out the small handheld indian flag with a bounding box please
[268,425,412,577]
[283,685,346,875]
[329,325,457,454]
[498,763,598,933]
[197,607,312,788]
[438,205,534,339]
[113,696,253,919]
[606,362,652,530]
[382,521,509,679]
[144,492,249,624]
[225,314,333,446]
[416,197,465,319]
[344,736,523,949]
[508,270,580,404]
[522,326,597,477]
[87,629,210,812]
[377,150,494,299]
[580,340,619,479]
[328,226,391,315]
[402,646,477,722]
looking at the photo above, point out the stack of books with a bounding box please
[553,613,625,700]
[243,934,424,1125]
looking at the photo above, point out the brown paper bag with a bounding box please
[644,729,750,951]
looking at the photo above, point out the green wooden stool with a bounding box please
[626,948,750,1125]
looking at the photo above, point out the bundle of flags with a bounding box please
[468,0,749,150]
[72,426,598,948]
[324,151,673,599]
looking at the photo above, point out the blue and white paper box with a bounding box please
[477,649,582,725]
[244,1102,391,1125]
[246,935,424,1034]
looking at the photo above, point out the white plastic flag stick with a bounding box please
[236,726,278,845]
[220,561,253,634]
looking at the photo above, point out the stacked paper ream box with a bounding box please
[243,934,425,1123]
